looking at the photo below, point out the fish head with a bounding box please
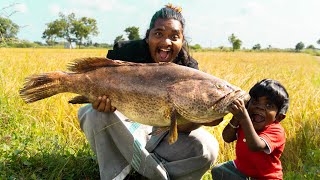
[168,79,250,123]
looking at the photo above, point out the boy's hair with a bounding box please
[249,79,289,115]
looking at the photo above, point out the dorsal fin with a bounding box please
[67,57,176,73]
[67,57,142,73]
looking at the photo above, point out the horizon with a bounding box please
[1,0,320,49]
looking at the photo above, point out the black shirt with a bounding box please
[107,40,199,69]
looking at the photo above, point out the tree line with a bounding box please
[1,6,320,51]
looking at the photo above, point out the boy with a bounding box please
[211,79,289,179]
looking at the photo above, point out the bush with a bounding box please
[304,49,320,56]
[5,40,40,48]
[190,44,202,51]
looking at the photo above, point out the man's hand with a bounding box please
[92,95,116,112]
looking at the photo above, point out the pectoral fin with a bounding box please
[68,95,90,104]
[168,108,178,144]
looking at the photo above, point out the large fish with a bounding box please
[20,57,250,144]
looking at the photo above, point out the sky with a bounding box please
[1,0,320,49]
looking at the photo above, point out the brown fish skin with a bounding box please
[20,57,250,144]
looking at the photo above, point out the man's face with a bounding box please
[147,18,183,63]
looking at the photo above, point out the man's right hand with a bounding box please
[92,95,116,112]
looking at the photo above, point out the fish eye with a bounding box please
[216,84,222,89]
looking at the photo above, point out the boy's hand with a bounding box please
[229,98,249,121]
[92,95,116,112]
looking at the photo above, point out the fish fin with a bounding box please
[148,127,170,136]
[67,57,141,73]
[68,95,90,104]
[67,57,175,73]
[19,71,66,103]
[168,108,178,144]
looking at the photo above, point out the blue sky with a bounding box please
[1,0,320,49]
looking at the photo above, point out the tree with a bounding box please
[190,44,202,51]
[42,13,74,46]
[114,35,125,44]
[0,17,19,41]
[0,3,22,45]
[124,26,141,40]
[306,45,315,49]
[42,13,98,48]
[252,44,261,50]
[42,19,64,46]
[72,17,98,48]
[295,42,304,52]
[317,39,320,46]
[228,33,242,51]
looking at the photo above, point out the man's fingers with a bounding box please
[106,98,117,112]
[92,96,116,112]
[104,97,111,112]
[92,96,102,109]
[97,96,107,112]
[111,106,117,112]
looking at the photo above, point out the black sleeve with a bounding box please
[106,40,152,63]
[187,57,199,70]
[174,56,199,70]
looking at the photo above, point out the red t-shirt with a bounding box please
[234,122,285,179]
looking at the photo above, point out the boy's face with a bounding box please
[147,18,183,63]
[247,96,280,131]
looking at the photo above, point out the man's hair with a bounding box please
[148,4,185,29]
[144,4,195,68]
[249,79,289,115]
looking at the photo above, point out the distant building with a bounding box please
[64,42,76,49]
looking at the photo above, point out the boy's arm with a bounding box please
[230,99,267,151]
[222,117,239,143]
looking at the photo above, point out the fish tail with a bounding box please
[19,71,67,103]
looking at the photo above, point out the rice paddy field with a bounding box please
[0,48,319,179]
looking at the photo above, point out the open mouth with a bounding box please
[251,113,265,123]
[157,48,171,62]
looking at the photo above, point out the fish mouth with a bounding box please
[212,90,250,113]
[157,48,172,62]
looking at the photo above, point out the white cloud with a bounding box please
[15,3,28,13]
[68,0,113,11]
[48,3,94,17]
[240,2,266,17]
[49,4,61,15]
[66,0,134,12]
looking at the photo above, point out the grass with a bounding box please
[0,48,319,179]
